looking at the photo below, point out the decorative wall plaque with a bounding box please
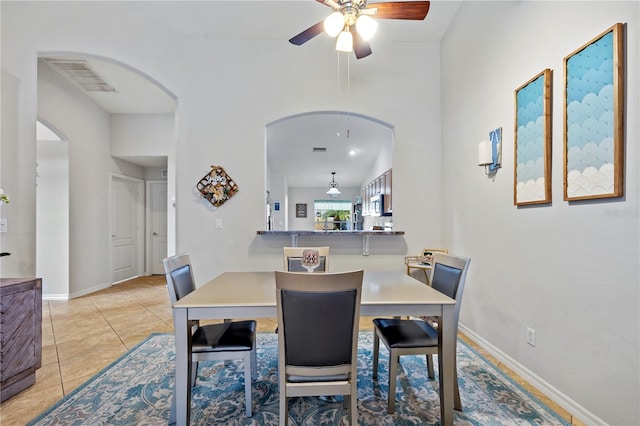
[196,165,239,207]
[296,203,307,218]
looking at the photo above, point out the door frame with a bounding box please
[146,179,168,275]
[109,173,145,284]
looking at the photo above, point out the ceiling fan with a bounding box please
[289,0,430,59]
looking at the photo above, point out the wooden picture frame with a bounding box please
[563,23,624,201]
[514,69,552,206]
[295,203,307,218]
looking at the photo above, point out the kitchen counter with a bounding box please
[256,230,404,255]
[257,230,403,236]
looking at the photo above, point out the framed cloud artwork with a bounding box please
[563,23,624,201]
[514,69,552,206]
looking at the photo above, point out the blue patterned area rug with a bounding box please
[29,333,568,425]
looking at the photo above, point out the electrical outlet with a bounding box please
[215,219,223,229]
[526,327,536,347]
[0,219,7,233]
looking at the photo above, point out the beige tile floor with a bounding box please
[0,275,583,425]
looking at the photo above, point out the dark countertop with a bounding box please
[256,230,404,236]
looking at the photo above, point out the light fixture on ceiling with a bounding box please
[289,1,430,59]
[324,11,344,37]
[336,28,354,52]
[326,171,341,197]
[324,7,377,53]
[355,15,378,40]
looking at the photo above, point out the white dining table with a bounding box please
[170,270,457,425]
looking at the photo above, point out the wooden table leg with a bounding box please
[438,304,455,426]
[172,308,192,425]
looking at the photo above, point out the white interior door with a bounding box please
[150,181,168,275]
[111,177,139,283]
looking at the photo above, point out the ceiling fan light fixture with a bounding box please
[355,14,378,41]
[324,11,344,37]
[336,29,353,52]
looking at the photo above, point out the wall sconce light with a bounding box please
[478,127,503,176]
[478,140,493,175]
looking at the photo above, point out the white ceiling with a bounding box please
[267,112,393,188]
[41,0,461,177]
[127,0,462,47]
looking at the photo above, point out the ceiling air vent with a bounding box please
[43,58,117,92]
[313,147,327,152]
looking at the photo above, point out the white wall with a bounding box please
[440,2,639,425]
[144,167,168,181]
[363,139,394,185]
[110,113,173,158]
[1,68,36,277]
[36,139,69,298]
[267,163,287,231]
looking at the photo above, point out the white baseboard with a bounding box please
[42,294,70,301]
[112,275,141,285]
[42,281,118,300]
[42,276,147,300]
[71,281,113,298]
[458,324,607,426]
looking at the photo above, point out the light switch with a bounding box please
[0,219,7,233]
[215,219,223,229]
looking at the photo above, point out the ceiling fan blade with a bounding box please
[316,0,341,9]
[352,26,373,59]
[289,21,325,46]
[365,1,430,20]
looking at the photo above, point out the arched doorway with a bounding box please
[37,53,176,298]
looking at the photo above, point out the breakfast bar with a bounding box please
[256,230,405,255]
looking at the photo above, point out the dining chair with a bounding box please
[404,247,448,284]
[275,269,364,426]
[283,246,330,272]
[372,252,470,414]
[275,246,332,332]
[163,253,257,418]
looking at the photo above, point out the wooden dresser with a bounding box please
[0,278,42,402]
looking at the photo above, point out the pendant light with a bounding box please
[326,172,341,197]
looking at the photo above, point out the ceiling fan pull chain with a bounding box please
[347,52,351,131]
